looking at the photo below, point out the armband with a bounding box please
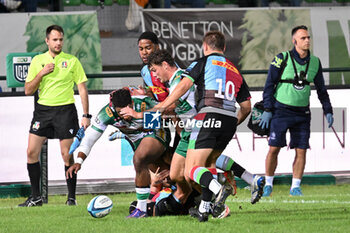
[76,157,84,165]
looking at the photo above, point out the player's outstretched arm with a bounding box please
[66,152,86,178]
[157,77,193,111]
[120,101,177,120]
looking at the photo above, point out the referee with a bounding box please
[19,25,91,207]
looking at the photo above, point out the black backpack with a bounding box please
[247,100,269,136]
[247,52,289,136]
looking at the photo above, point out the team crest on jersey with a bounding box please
[13,56,32,83]
[32,121,40,131]
[62,61,68,68]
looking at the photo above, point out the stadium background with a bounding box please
[0,2,349,197]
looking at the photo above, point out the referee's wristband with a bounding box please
[82,113,92,119]
[76,157,84,165]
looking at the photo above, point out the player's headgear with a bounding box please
[138,31,159,44]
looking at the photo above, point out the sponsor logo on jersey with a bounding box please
[174,73,181,80]
[106,107,113,117]
[13,56,32,83]
[141,102,146,112]
[271,56,283,68]
[212,60,239,75]
[149,86,166,95]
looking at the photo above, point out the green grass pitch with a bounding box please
[1,184,350,233]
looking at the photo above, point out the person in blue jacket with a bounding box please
[259,25,334,197]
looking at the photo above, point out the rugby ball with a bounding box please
[87,195,113,218]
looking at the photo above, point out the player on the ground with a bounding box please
[151,31,253,222]
[121,49,265,218]
[66,88,170,218]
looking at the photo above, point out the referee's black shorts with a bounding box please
[29,103,79,139]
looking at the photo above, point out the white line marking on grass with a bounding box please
[227,198,350,204]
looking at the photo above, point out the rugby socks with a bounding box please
[241,171,254,185]
[208,168,218,180]
[291,178,301,190]
[216,154,234,172]
[190,166,221,201]
[27,162,41,198]
[216,154,254,184]
[265,176,274,187]
[65,165,76,200]
[198,200,211,213]
[135,187,150,212]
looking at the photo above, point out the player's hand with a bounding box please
[150,167,170,193]
[130,86,146,96]
[81,117,91,129]
[258,111,272,129]
[151,167,170,187]
[326,113,334,128]
[120,106,142,119]
[66,163,81,179]
[154,101,165,113]
[41,63,55,76]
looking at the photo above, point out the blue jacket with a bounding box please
[263,47,333,114]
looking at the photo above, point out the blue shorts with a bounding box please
[268,108,311,149]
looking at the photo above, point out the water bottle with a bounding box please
[69,127,85,154]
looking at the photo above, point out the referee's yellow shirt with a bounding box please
[26,51,88,106]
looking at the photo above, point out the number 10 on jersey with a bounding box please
[215,79,235,101]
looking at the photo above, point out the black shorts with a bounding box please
[188,112,237,150]
[29,103,79,139]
